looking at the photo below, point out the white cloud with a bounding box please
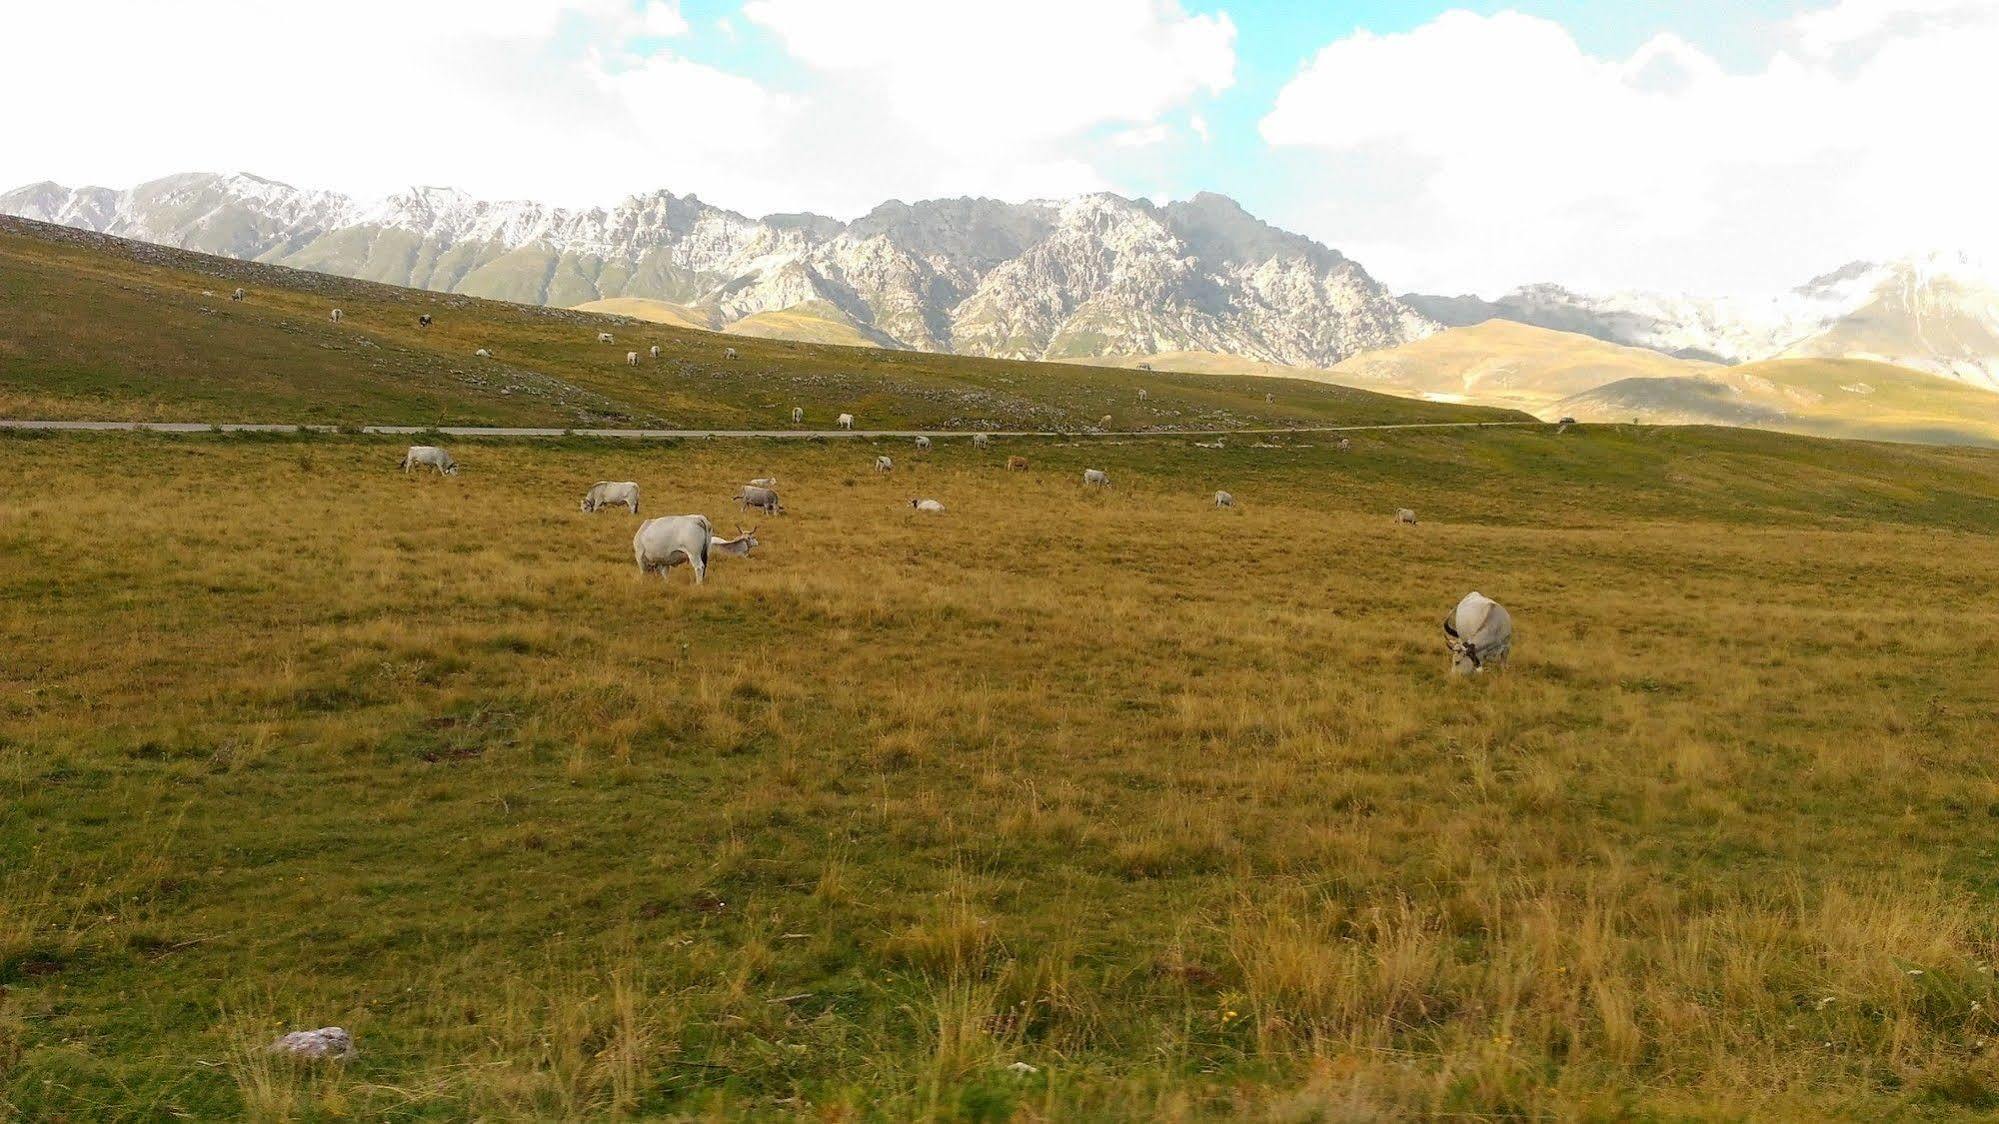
[1110,124,1173,149]
[1260,1,1999,295]
[1,0,1232,225]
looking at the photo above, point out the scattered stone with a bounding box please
[269,1027,355,1060]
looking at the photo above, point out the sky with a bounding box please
[3,0,1995,296]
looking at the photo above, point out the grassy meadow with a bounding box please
[4,423,1999,1118]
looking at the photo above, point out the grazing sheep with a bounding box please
[1007,456,1028,471]
[1395,508,1417,525]
[581,481,641,515]
[1444,592,1513,675]
[329,308,343,322]
[909,498,946,513]
[875,455,893,473]
[1214,491,1235,508]
[1083,468,1109,487]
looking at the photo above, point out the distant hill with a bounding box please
[1554,358,1999,447]
[0,214,1519,431]
[1329,320,1709,413]
[569,297,713,330]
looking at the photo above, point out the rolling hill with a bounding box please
[1328,320,1712,412]
[0,215,1521,431]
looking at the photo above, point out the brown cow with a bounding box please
[1006,456,1028,472]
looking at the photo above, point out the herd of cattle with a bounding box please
[396,439,1514,676]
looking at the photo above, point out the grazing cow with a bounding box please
[633,514,713,584]
[747,476,777,488]
[1098,415,1113,429]
[972,433,991,449]
[1137,362,1153,371]
[1214,491,1235,508]
[1444,592,1513,676]
[1083,468,1109,487]
[709,525,760,559]
[598,332,615,343]
[1137,388,1148,401]
[400,446,458,476]
[418,314,432,328]
[650,345,661,359]
[837,413,855,430]
[330,308,343,322]
[1395,508,1418,525]
[1337,437,1352,451]
[1265,392,1274,403]
[1007,455,1028,471]
[724,347,739,360]
[581,481,640,515]
[791,406,804,424]
[231,287,246,301]
[915,436,932,451]
[909,498,946,513]
[735,485,782,515]
[626,351,639,366]
[474,348,491,358]
[1558,416,1576,426]
[875,455,893,473]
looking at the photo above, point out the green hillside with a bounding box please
[0,217,1523,431]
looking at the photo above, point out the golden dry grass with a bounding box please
[3,426,1999,1118]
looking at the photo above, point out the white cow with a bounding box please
[626,351,639,366]
[1083,468,1109,487]
[401,446,458,475]
[1265,392,1274,403]
[724,347,739,360]
[837,413,855,430]
[231,287,246,301]
[1395,508,1418,525]
[1337,437,1352,451]
[747,476,777,488]
[915,436,932,451]
[474,348,491,358]
[709,526,760,560]
[1098,415,1113,429]
[650,345,661,359]
[1137,388,1149,401]
[972,433,991,449]
[581,481,640,514]
[1445,592,1513,676]
[875,455,893,473]
[791,407,804,424]
[909,498,946,513]
[1214,491,1235,508]
[329,308,343,322]
[598,332,615,343]
[633,514,713,584]
[735,485,782,514]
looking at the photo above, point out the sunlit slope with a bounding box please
[569,296,714,330]
[0,216,1524,430]
[1088,350,1336,380]
[723,300,897,349]
[1331,319,1711,411]
[1556,358,1999,446]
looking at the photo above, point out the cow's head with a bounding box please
[1444,616,1479,676]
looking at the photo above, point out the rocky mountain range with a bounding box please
[1405,253,1999,393]
[0,172,1434,368]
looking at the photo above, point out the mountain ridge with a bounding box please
[0,172,1433,369]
